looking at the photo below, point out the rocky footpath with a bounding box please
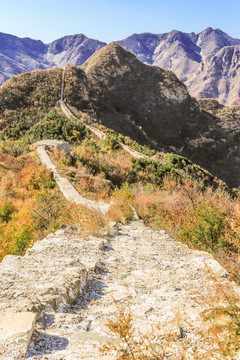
[0,221,239,359]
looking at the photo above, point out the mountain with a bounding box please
[66,43,240,188]
[0,32,106,83]
[1,42,240,188]
[118,28,240,105]
[0,28,239,105]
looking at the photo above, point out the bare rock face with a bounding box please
[0,32,106,85]
[119,28,240,105]
[0,312,37,358]
[0,28,239,105]
[0,226,106,358]
[190,45,240,105]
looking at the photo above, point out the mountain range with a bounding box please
[1,42,240,188]
[0,28,239,105]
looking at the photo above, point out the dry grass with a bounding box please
[101,270,240,360]
[66,202,107,237]
[106,199,134,224]
[101,301,169,360]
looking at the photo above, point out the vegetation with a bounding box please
[1,58,240,359]
[96,124,158,157]
[0,68,62,139]
[25,109,86,143]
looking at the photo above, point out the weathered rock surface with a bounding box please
[0,312,37,358]
[0,222,238,359]
[118,28,240,105]
[0,226,105,358]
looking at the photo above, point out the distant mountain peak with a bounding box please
[0,29,239,105]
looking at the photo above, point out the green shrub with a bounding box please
[26,109,86,143]
[132,158,180,183]
[0,139,29,157]
[104,136,119,150]
[180,202,230,252]
[0,201,14,223]
[84,140,101,153]
[12,225,34,255]
[115,183,134,200]
[33,191,68,232]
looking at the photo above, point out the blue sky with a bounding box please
[1,0,239,43]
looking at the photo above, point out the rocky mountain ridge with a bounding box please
[65,43,240,188]
[0,28,239,104]
[119,27,240,105]
[1,42,240,187]
[0,32,105,85]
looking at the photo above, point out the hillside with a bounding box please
[71,43,240,188]
[1,42,240,358]
[118,27,240,105]
[0,28,239,105]
[0,43,240,188]
[1,110,240,358]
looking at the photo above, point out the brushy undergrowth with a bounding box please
[0,140,107,261]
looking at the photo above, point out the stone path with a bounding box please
[4,221,233,360]
[34,140,110,214]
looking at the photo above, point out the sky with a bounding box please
[1,0,239,43]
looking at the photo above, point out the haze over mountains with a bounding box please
[0,27,239,105]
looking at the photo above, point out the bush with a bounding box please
[66,203,106,237]
[0,210,35,258]
[84,140,101,153]
[115,183,134,200]
[180,201,230,252]
[0,139,29,157]
[104,136,119,150]
[132,158,180,183]
[33,191,68,233]
[26,109,86,143]
[0,200,14,222]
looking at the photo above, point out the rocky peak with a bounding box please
[197,27,240,57]
[0,29,239,105]
[117,33,161,64]
[78,42,194,148]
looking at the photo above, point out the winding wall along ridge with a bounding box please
[60,66,149,160]
[35,140,110,214]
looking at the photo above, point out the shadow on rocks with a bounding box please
[69,279,107,313]
[27,331,69,357]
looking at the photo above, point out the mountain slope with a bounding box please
[0,28,239,105]
[72,43,240,187]
[118,28,240,105]
[0,32,106,82]
[0,43,240,187]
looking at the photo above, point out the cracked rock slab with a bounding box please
[0,312,37,358]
